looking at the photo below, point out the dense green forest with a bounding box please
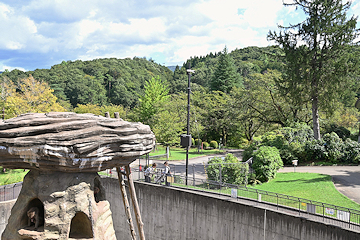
[1,43,360,167]
[1,45,359,147]
[2,0,360,181]
[1,57,173,109]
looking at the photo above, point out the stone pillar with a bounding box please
[2,170,117,240]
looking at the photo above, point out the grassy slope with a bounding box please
[149,146,224,161]
[252,172,360,210]
[0,169,28,185]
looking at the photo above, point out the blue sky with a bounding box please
[0,0,359,71]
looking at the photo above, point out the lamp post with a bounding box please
[185,65,195,185]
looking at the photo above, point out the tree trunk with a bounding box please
[312,95,321,140]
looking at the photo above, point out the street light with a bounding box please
[185,64,195,185]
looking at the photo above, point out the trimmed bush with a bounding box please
[203,141,210,149]
[194,139,202,147]
[191,138,195,147]
[252,146,283,183]
[210,140,218,149]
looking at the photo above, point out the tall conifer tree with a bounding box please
[268,0,359,139]
[210,47,242,93]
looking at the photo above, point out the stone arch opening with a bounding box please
[21,198,44,230]
[69,211,93,239]
[94,176,105,203]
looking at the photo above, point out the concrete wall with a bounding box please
[0,199,15,235]
[101,178,360,240]
[1,178,360,240]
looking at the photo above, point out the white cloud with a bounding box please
[2,0,357,70]
[0,64,26,72]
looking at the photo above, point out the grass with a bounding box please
[148,145,224,161]
[252,172,360,210]
[172,172,360,213]
[0,169,29,185]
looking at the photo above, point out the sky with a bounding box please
[0,0,359,72]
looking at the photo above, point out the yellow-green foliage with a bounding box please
[1,75,65,119]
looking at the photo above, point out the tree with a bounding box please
[1,75,65,119]
[193,91,239,146]
[210,46,242,93]
[74,104,102,115]
[152,110,183,146]
[136,76,169,127]
[268,0,359,139]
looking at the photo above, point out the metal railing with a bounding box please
[142,174,360,232]
[0,182,23,202]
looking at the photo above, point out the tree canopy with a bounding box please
[268,0,360,139]
[210,46,243,93]
[0,75,65,119]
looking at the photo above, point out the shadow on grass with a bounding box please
[274,175,331,184]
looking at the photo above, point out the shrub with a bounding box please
[324,123,351,140]
[194,139,202,147]
[206,157,222,181]
[210,140,218,149]
[304,139,326,162]
[206,154,249,185]
[203,141,210,149]
[238,138,250,149]
[191,138,195,147]
[341,139,360,164]
[303,132,360,164]
[242,142,258,162]
[323,132,344,163]
[252,146,283,183]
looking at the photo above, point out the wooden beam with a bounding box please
[116,167,137,240]
[125,165,145,240]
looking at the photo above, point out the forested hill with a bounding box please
[0,57,173,109]
[0,46,285,109]
[170,46,284,93]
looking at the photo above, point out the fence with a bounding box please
[0,182,22,202]
[142,173,360,232]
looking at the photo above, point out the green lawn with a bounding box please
[252,172,360,210]
[0,169,29,186]
[148,146,224,161]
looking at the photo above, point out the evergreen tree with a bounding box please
[268,0,359,139]
[210,47,242,93]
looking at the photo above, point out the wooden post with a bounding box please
[125,165,145,240]
[105,112,137,239]
[116,167,137,240]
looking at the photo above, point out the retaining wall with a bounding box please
[0,200,15,235]
[101,178,360,240]
[1,178,360,240]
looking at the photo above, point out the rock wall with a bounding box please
[0,112,155,172]
[2,170,116,240]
